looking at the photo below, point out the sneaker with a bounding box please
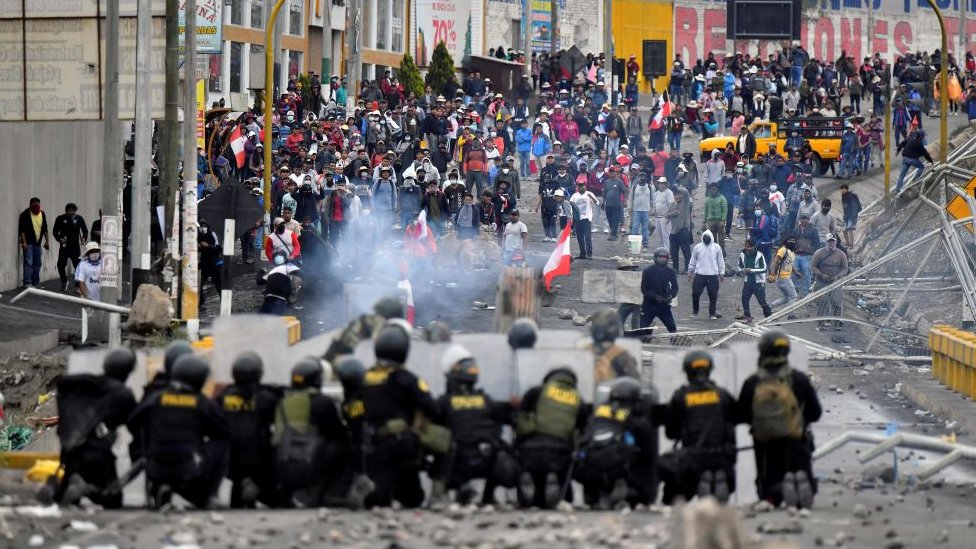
[781,472,799,508]
[795,471,815,509]
[691,312,699,317]
[591,228,598,233]
[603,227,610,233]
[734,314,749,320]
[154,484,173,510]
[608,478,629,509]
[697,470,714,498]
[713,470,731,504]
[543,472,561,509]
[457,483,479,506]
[517,472,535,508]
[726,235,735,242]
[711,313,722,319]
[240,478,260,508]
[346,474,375,510]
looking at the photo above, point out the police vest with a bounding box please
[273,390,316,446]
[680,383,732,450]
[584,403,631,447]
[444,391,498,447]
[534,379,581,441]
[148,390,205,464]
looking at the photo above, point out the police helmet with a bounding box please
[171,355,210,392]
[507,317,538,349]
[373,296,405,319]
[291,357,323,388]
[231,351,264,386]
[682,350,715,377]
[375,323,411,364]
[425,321,453,343]
[441,344,479,384]
[590,309,622,343]
[103,348,136,382]
[653,247,670,265]
[334,356,366,391]
[543,366,578,386]
[608,377,642,404]
[164,340,193,374]
[758,330,791,358]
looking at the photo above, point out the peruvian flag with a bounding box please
[397,277,415,324]
[228,126,247,168]
[649,90,671,131]
[543,219,573,291]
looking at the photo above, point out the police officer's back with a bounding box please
[515,367,590,509]
[361,321,440,508]
[214,351,281,508]
[273,358,348,508]
[435,344,516,505]
[574,378,657,509]
[127,354,230,509]
[736,331,822,508]
[589,309,639,384]
[334,357,376,509]
[46,348,137,508]
[142,340,193,397]
[662,350,737,504]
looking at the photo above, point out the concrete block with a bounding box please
[0,330,58,360]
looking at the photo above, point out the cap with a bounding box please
[620,144,629,150]
[554,189,565,197]
[495,93,503,99]
[826,233,837,241]
[656,176,668,183]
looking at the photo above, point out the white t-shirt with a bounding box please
[570,192,598,221]
[75,259,101,302]
[503,221,528,251]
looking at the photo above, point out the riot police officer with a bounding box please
[273,358,349,508]
[215,351,281,508]
[324,297,405,362]
[334,356,375,509]
[507,317,539,349]
[514,367,590,509]
[361,321,444,508]
[573,377,658,509]
[45,348,137,508]
[737,331,822,508]
[436,344,517,505]
[142,340,193,396]
[127,355,230,509]
[589,309,640,383]
[661,350,737,504]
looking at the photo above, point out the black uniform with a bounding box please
[127,383,230,509]
[361,364,440,508]
[640,263,679,332]
[661,381,737,504]
[436,388,516,504]
[215,383,281,508]
[736,367,822,505]
[53,374,135,508]
[52,212,88,289]
[198,227,222,294]
[273,387,349,507]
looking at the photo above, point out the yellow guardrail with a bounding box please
[930,325,976,399]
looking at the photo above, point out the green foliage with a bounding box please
[398,54,425,99]
[425,41,456,92]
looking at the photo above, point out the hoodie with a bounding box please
[688,230,725,276]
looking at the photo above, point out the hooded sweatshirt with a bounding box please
[688,230,726,276]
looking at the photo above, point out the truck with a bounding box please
[698,117,845,175]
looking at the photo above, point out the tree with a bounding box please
[398,53,425,99]
[425,41,456,93]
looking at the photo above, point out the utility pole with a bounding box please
[131,0,153,293]
[102,0,121,310]
[550,0,558,61]
[322,0,332,80]
[162,0,180,262]
[960,0,966,67]
[347,0,362,108]
[523,0,532,80]
[182,0,200,336]
[603,0,612,76]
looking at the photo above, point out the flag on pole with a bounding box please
[228,126,247,168]
[649,90,671,131]
[543,219,573,291]
[396,277,415,324]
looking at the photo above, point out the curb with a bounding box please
[898,376,976,435]
[0,330,58,360]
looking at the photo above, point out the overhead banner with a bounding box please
[179,0,222,54]
[415,0,471,67]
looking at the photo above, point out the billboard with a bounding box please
[415,0,471,66]
[528,0,567,52]
[179,0,223,54]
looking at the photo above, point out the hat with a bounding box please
[597,81,606,86]
[826,233,837,241]
[553,140,563,146]
[247,131,256,137]
[358,166,368,172]
[656,176,668,184]
[629,164,641,171]
[687,100,698,108]
[754,93,764,100]
[695,74,705,82]
[273,217,285,225]
[554,189,565,197]
[484,78,491,82]
[506,155,515,162]
[495,93,503,99]
[83,241,100,256]
[620,144,629,150]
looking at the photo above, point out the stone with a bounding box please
[556,501,574,513]
[557,308,576,319]
[572,315,589,326]
[852,504,870,519]
[936,529,949,544]
[327,529,342,543]
[27,535,43,547]
[126,283,174,333]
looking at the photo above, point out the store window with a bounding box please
[230,41,243,93]
[288,50,303,80]
[230,0,244,26]
[250,0,264,29]
[288,0,303,36]
[376,0,388,50]
[208,52,223,93]
[391,0,403,52]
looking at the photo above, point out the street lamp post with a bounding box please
[928,0,948,164]
[263,0,288,220]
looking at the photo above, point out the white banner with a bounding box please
[414,0,471,67]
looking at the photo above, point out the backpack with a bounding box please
[594,345,627,383]
[273,390,321,485]
[751,369,803,442]
[574,405,635,483]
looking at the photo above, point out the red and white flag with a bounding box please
[649,90,672,131]
[543,219,573,291]
[396,277,415,324]
[228,126,247,168]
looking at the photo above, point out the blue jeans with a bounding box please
[791,66,803,87]
[839,152,857,178]
[23,244,42,286]
[518,151,531,178]
[630,210,650,246]
[895,158,926,193]
[860,145,871,172]
[793,254,813,297]
[668,130,682,151]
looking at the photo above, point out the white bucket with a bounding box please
[627,235,642,254]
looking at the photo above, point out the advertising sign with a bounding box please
[179,0,222,54]
[100,215,122,289]
[414,0,471,66]
[528,0,565,52]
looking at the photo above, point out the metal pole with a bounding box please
[960,0,967,71]
[264,0,289,219]
[347,0,362,110]
[102,0,121,309]
[322,0,332,84]
[550,0,558,61]
[884,81,892,198]
[131,0,153,289]
[523,0,532,79]
[864,244,935,353]
[162,0,180,256]
[183,0,199,334]
[928,0,949,163]
[604,0,612,78]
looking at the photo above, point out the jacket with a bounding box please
[18,208,48,246]
[515,127,533,153]
[703,194,728,223]
[688,230,725,276]
[897,134,934,162]
[640,263,678,307]
[737,249,768,284]
[628,181,652,212]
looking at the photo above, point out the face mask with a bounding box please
[88,252,100,262]
[785,240,798,251]
[702,234,712,245]
[769,185,777,192]
[502,168,510,174]
[29,204,41,214]
[821,208,830,214]
[274,255,286,266]
[639,180,647,186]
[754,209,762,217]
[287,115,294,122]
[199,226,208,234]
[276,224,286,234]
